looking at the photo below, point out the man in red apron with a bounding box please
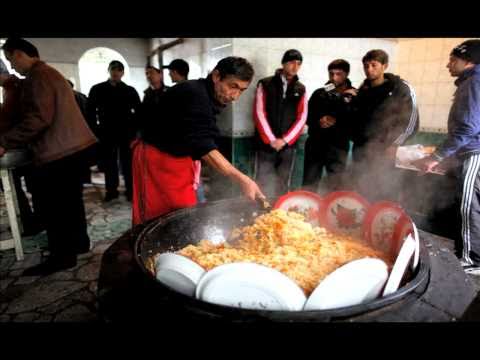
[132,56,264,225]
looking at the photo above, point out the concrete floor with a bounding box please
[1,171,480,322]
[0,171,131,322]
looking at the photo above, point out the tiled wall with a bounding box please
[231,38,398,136]
[394,38,475,133]
[154,37,480,136]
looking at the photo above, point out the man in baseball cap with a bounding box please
[252,48,307,197]
[450,39,480,64]
[414,39,480,275]
[163,58,189,83]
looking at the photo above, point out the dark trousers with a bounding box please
[303,139,349,192]
[29,150,90,259]
[254,147,295,198]
[99,140,133,196]
[12,168,42,232]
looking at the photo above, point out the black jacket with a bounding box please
[306,79,355,149]
[350,73,419,154]
[254,69,306,152]
[87,80,141,144]
[139,84,169,130]
[139,76,223,160]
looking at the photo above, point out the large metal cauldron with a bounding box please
[134,198,430,322]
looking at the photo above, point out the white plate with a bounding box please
[411,222,420,272]
[196,262,307,311]
[382,234,416,296]
[303,258,389,311]
[155,253,205,297]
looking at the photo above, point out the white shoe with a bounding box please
[464,265,480,275]
[460,259,473,267]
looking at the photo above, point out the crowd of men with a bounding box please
[1,37,480,276]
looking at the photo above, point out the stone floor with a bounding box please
[1,171,480,322]
[0,171,132,322]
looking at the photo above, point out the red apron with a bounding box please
[131,139,199,226]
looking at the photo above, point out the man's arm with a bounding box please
[0,73,55,150]
[433,78,480,161]
[253,83,276,145]
[86,85,99,136]
[202,149,265,201]
[390,81,420,147]
[282,92,308,146]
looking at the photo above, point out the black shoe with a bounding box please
[22,225,45,237]
[22,257,77,277]
[104,191,119,202]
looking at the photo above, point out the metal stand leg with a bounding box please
[9,170,23,234]
[0,168,24,261]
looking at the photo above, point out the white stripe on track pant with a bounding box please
[461,153,480,266]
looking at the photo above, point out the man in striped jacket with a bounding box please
[253,49,308,197]
[415,40,480,275]
[348,49,419,202]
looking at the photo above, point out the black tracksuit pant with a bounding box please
[254,147,295,198]
[303,138,349,192]
[457,153,480,266]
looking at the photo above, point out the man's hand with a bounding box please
[238,174,266,202]
[385,145,398,160]
[202,149,266,202]
[0,146,6,158]
[343,88,358,97]
[319,115,336,128]
[270,138,287,152]
[412,156,440,175]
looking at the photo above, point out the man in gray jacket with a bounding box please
[0,38,97,275]
[415,39,480,275]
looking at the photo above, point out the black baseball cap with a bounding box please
[281,49,303,64]
[108,60,124,71]
[451,39,480,64]
[162,59,189,76]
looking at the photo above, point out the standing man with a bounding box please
[163,58,189,84]
[348,49,419,202]
[140,64,169,131]
[87,60,141,202]
[0,38,97,275]
[303,59,355,192]
[131,56,264,225]
[0,57,41,235]
[253,49,308,197]
[414,40,480,275]
[67,79,95,185]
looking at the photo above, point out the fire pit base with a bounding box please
[97,224,477,322]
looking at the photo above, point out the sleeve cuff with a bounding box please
[431,152,444,162]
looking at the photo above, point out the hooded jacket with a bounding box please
[434,64,480,160]
[351,72,419,154]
